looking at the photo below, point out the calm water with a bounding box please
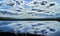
[0,21,60,36]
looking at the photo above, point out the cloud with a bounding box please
[0,0,25,14]
[0,0,60,18]
[25,0,60,18]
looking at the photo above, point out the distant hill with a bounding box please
[0,17,60,21]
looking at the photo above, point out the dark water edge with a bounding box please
[0,32,45,36]
[0,17,60,21]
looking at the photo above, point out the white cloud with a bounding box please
[0,0,60,18]
[25,0,60,18]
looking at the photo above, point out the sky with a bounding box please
[0,0,60,19]
[24,0,32,2]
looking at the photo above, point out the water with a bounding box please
[0,21,60,36]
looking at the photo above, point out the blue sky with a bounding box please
[24,0,32,2]
[23,0,32,8]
